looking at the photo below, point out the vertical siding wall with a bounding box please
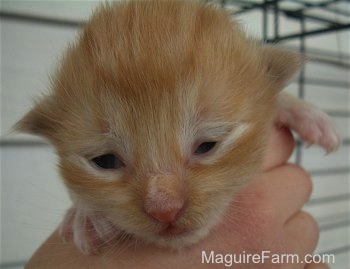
[1,1,349,268]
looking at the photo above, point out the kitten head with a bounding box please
[16,1,302,248]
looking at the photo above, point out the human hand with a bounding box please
[25,127,328,269]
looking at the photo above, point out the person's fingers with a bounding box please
[237,164,312,223]
[284,211,319,259]
[262,126,295,171]
[304,262,330,269]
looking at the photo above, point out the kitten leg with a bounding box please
[58,207,117,255]
[276,92,341,153]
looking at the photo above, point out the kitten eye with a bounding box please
[91,154,125,169]
[194,142,217,155]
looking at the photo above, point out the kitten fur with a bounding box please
[16,0,340,254]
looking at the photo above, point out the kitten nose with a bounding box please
[144,174,186,224]
[148,205,184,224]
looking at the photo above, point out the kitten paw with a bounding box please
[59,208,118,255]
[277,98,341,153]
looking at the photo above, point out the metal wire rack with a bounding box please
[208,0,350,263]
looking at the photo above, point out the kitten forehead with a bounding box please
[51,0,264,133]
[41,0,279,165]
[74,0,253,98]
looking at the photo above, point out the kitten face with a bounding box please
[16,1,301,249]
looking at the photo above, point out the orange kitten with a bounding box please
[16,0,340,255]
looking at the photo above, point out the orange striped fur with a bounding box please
[16,0,303,251]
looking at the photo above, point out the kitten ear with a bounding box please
[14,96,59,142]
[261,45,304,87]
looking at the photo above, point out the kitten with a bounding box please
[16,0,340,255]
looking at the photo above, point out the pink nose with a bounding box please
[144,174,186,224]
[148,206,183,224]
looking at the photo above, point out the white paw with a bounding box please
[278,101,341,153]
[59,208,118,255]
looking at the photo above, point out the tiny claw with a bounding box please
[58,207,120,255]
[277,93,341,154]
[305,143,312,149]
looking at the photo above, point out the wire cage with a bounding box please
[208,0,350,264]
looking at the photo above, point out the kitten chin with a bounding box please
[143,198,232,250]
[129,194,233,249]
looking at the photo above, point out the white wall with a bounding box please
[1,1,349,268]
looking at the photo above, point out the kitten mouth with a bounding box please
[158,224,189,237]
